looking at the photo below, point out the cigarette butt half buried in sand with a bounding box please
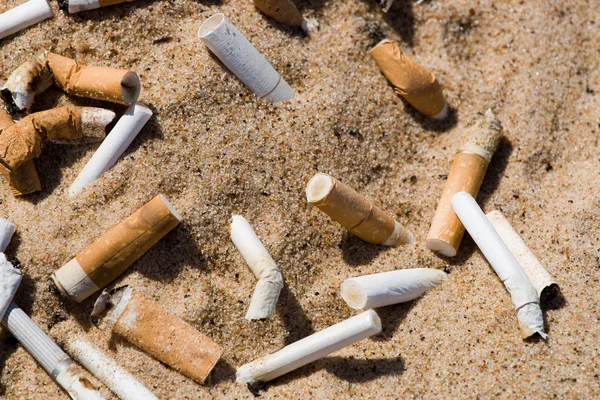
[306,173,414,246]
[451,192,546,339]
[198,13,295,103]
[92,286,223,384]
[341,268,447,310]
[0,0,53,41]
[370,40,447,119]
[58,0,136,14]
[253,0,318,33]
[1,52,53,113]
[426,109,502,257]
[230,215,283,320]
[51,194,181,303]
[236,310,381,385]
[486,210,560,303]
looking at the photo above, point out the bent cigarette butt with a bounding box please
[92,286,223,384]
[68,102,152,196]
[1,52,53,113]
[253,0,318,34]
[486,210,560,303]
[51,194,181,303]
[426,109,502,257]
[230,215,283,320]
[370,40,446,118]
[0,0,53,41]
[236,310,381,385]
[47,53,141,105]
[59,0,137,14]
[341,268,447,310]
[0,254,22,320]
[198,13,295,103]
[451,192,546,339]
[306,172,414,246]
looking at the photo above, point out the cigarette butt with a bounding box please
[0,254,22,320]
[47,53,141,105]
[51,194,181,302]
[198,13,295,103]
[0,217,16,252]
[306,173,414,246]
[59,0,137,14]
[253,0,318,34]
[486,210,560,303]
[370,40,447,119]
[236,310,381,385]
[1,52,53,113]
[341,268,447,310]
[426,109,502,257]
[68,102,152,196]
[92,286,223,384]
[451,192,546,339]
[0,0,53,41]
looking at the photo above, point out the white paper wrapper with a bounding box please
[0,0,53,40]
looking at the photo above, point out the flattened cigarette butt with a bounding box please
[306,172,414,246]
[1,52,53,113]
[92,286,223,384]
[51,194,181,303]
[486,210,560,303]
[370,40,447,119]
[230,215,283,320]
[451,192,546,339]
[59,0,137,14]
[426,109,502,257]
[341,268,447,310]
[236,310,381,385]
[0,254,22,320]
[47,53,141,105]
[253,0,318,34]
[0,0,53,41]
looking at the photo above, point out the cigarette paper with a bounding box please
[230,215,283,320]
[51,194,181,302]
[64,338,158,400]
[58,0,136,14]
[426,109,502,257]
[486,210,560,303]
[47,53,141,105]
[198,13,295,103]
[370,40,447,119]
[306,172,414,246]
[236,310,381,384]
[68,102,152,196]
[0,254,22,321]
[1,52,53,113]
[0,0,53,41]
[92,286,223,384]
[253,0,318,34]
[451,191,546,339]
[341,268,447,310]
[0,217,16,252]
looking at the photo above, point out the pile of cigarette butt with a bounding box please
[1,0,595,398]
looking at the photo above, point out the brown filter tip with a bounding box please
[253,0,304,27]
[459,109,503,162]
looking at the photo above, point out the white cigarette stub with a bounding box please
[341,268,447,310]
[0,218,16,252]
[236,310,382,384]
[230,215,284,320]
[68,102,152,196]
[0,0,53,41]
[0,254,22,320]
[198,13,295,103]
[450,192,546,339]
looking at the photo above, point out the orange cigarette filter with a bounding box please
[254,0,303,27]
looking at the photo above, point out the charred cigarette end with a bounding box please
[58,0,69,11]
[55,363,105,400]
[1,52,53,113]
[370,40,446,118]
[540,283,560,304]
[306,173,413,246]
[517,303,547,340]
[91,286,132,328]
[52,194,181,303]
[1,89,20,116]
[0,254,23,320]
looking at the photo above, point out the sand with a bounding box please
[0,0,599,398]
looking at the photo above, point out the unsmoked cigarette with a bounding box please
[426,109,502,257]
[253,0,318,33]
[370,40,447,119]
[51,194,181,303]
[306,172,414,246]
[92,286,223,384]
[0,0,53,41]
[1,52,53,113]
[59,0,137,14]
[486,210,560,303]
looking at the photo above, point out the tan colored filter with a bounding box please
[47,53,141,105]
[92,286,223,384]
[306,173,414,246]
[254,0,303,27]
[426,109,502,257]
[51,194,181,302]
[370,40,446,118]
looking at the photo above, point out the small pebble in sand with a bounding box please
[0,0,53,41]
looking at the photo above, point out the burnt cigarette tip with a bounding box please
[91,286,131,328]
[540,283,560,304]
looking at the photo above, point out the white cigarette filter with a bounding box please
[341,268,447,310]
[486,210,560,303]
[59,0,136,14]
[68,102,152,196]
[1,52,53,113]
[306,173,414,246]
[0,217,16,252]
[450,192,546,339]
[230,215,283,320]
[236,310,381,384]
[2,303,105,399]
[198,13,295,103]
[0,0,53,41]
[65,338,158,400]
